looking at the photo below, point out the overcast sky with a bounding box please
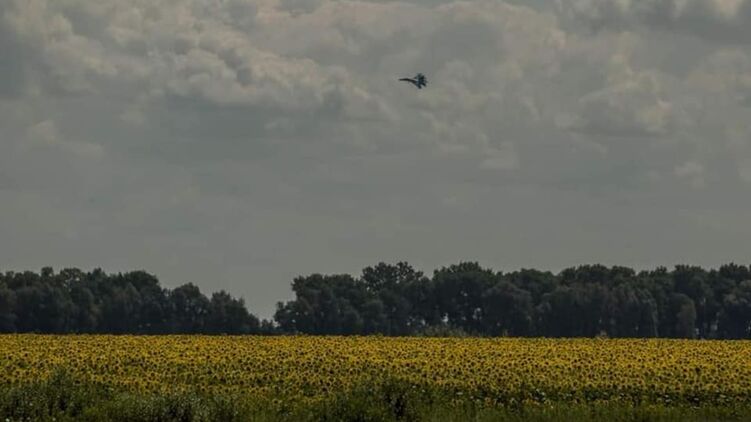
[2,0,751,317]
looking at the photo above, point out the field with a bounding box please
[2,335,751,421]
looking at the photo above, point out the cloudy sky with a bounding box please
[2,0,751,317]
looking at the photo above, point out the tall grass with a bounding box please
[2,370,750,422]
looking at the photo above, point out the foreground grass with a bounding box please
[2,371,751,422]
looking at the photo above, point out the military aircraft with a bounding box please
[399,73,427,89]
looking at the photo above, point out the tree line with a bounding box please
[1,263,750,338]
[0,267,271,334]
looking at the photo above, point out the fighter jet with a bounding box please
[399,73,427,89]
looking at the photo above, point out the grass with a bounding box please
[2,370,751,422]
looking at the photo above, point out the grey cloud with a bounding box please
[563,0,751,43]
[3,0,751,317]
[564,67,676,139]
[0,25,28,97]
[278,0,323,15]
[739,160,751,183]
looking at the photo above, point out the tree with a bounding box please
[665,293,697,338]
[12,270,74,333]
[608,284,658,338]
[0,281,16,332]
[274,274,368,334]
[481,280,533,336]
[673,265,711,338]
[207,291,260,334]
[537,284,609,337]
[0,268,260,335]
[717,281,751,339]
[718,263,750,284]
[405,277,442,330]
[68,283,99,333]
[432,262,496,334]
[168,283,211,333]
[361,298,387,334]
[123,271,169,333]
[360,262,423,335]
[100,282,141,333]
[361,262,423,292]
[507,269,556,304]
[6,262,751,339]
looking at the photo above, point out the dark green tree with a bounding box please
[432,262,496,334]
[168,283,211,333]
[360,262,423,335]
[481,280,533,336]
[0,280,15,332]
[537,284,610,337]
[664,293,697,338]
[608,283,658,338]
[717,280,751,339]
[207,291,260,334]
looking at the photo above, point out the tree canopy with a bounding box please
[274,262,751,339]
[0,268,263,334]
[2,262,751,338]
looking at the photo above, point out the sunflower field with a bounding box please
[2,335,751,409]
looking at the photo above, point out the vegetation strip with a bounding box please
[2,263,751,338]
[2,336,751,421]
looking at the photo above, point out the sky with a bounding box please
[1,0,751,318]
